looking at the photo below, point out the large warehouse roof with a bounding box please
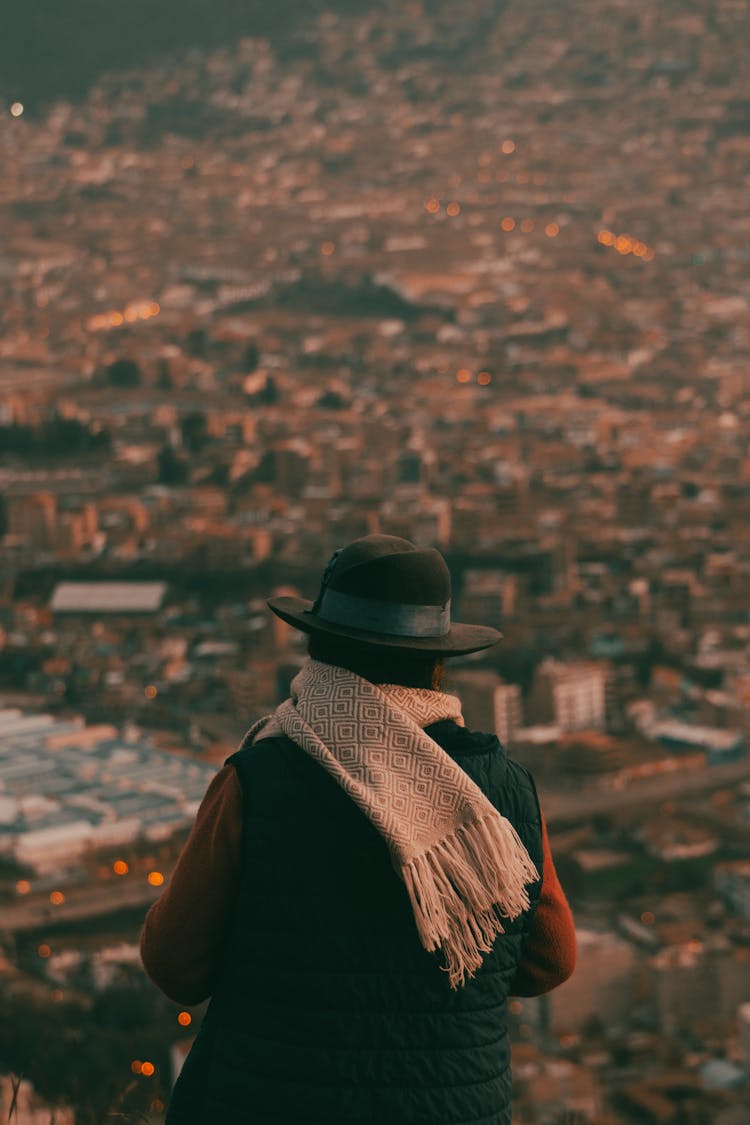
[49,581,167,613]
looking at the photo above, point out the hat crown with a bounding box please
[318,535,451,608]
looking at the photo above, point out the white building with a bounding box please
[529,659,607,732]
[449,670,523,745]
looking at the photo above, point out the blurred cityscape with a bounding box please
[2,0,750,1121]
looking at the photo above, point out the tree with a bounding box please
[157,444,188,485]
[157,358,173,389]
[180,410,208,454]
[186,327,207,357]
[106,358,141,387]
[242,341,259,373]
[317,389,347,410]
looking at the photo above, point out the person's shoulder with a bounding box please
[432,719,540,800]
[224,727,295,770]
[424,717,503,758]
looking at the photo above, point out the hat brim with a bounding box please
[267,595,502,656]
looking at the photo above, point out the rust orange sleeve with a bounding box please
[140,764,244,1005]
[509,812,577,996]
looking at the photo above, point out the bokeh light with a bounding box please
[598,228,654,261]
[147,871,165,887]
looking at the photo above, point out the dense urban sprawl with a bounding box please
[2,1,750,1120]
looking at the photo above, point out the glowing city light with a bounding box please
[113,860,129,876]
[16,880,31,895]
[131,1060,143,1075]
[500,217,516,232]
[424,198,440,213]
[49,890,65,906]
[38,944,51,958]
[140,1062,156,1077]
[446,201,461,216]
[321,241,335,256]
[640,911,655,925]
[520,219,535,233]
[87,300,161,333]
[144,684,158,699]
[477,372,492,386]
[147,871,165,887]
[10,102,24,118]
[456,368,472,383]
[501,139,516,154]
[178,1011,192,1027]
[598,228,654,261]
[545,222,560,238]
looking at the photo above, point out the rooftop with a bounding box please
[49,581,168,613]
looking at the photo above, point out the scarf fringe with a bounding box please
[402,814,540,990]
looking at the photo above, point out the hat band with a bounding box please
[316,589,451,638]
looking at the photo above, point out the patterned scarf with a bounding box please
[247,658,539,989]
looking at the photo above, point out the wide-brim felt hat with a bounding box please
[267,534,502,656]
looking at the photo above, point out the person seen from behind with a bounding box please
[141,534,576,1124]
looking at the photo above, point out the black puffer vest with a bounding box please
[167,720,543,1125]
